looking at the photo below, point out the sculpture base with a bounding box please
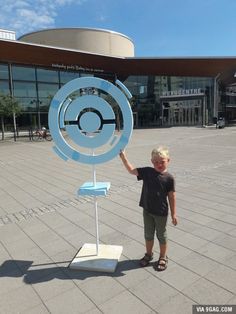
[77,182,111,196]
[69,243,123,273]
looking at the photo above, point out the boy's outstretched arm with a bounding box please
[119,150,138,176]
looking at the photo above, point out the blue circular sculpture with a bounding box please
[48,77,133,164]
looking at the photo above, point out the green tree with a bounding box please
[0,93,22,140]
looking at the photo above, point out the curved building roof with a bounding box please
[18,27,135,58]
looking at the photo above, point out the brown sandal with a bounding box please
[139,253,153,267]
[153,256,168,271]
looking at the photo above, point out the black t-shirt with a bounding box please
[137,167,175,216]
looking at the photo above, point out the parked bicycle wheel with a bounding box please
[46,132,52,141]
[32,131,42,141]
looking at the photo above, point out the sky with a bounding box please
[0,0,236,58]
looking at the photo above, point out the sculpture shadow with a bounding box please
[0,258,147,284]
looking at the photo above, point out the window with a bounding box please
[0,80,10,94]
[37,83,59,98]
[60,71,80,84]
[37,68,59,83]
[13,81,37,97]
[12,66,36,81]
[0,64,9,80]
[14,97,37,112]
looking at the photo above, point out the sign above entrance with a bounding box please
[161,88,204,98]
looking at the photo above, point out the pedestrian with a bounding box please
[119,146,177,271]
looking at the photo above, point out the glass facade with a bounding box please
[224,85,236,123]
[0,61,228,130]
[124,75,215,127]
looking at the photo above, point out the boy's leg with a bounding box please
[154,215,168,255]
[154,216,168,271]
[155,243,168,271]
[140,209,155,266]
[159,243,167,259]
[145,239,154,256]
[143,209,155,255]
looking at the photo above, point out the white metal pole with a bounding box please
[94,195,99,255]
[92,149,99,255]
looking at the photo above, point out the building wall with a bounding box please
[18,28,135,58]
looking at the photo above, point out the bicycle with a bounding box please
[32,127,52,141]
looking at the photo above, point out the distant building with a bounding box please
[0,29,16,40]
[0,27,236,129]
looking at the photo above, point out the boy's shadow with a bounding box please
[0,258,144,284]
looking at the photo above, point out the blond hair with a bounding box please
[151,146,170,159]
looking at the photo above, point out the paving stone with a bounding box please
[0,223,29,244]
[18,218,51,235]
[130,276,179,309]
[205,264,236,293]
[100,230,132,247]
[229,228,236,237]
[65,230,96,249]
[38,238,74,258]
[191,225,222,241]
[0,242,11,263]
[0,267,24,295]
[157,292,196,314]
[121,239,146,260]
[175,218,199,233]
[197,242,235,263]
[115,260,151,289]
[224,254,236,270]
[227,295,236,305]
[44,286,96,313]
[212,234,236,251]
[200,207,229,220]
[157,263,200,291]
[182,277,234,304]
[31,269,76,301]
[24,303,50,314]
[99,290,152,314]
[0,285,42,314]
[206,219,236,233]
[77,276,126,305]
[177,251,219,276]
[84,309,103,314]
[167,240,193,262]
[173,232,209,250]
[5,240,49,263]
[166,224,187,240]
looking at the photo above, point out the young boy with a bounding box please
[119,146,177,271]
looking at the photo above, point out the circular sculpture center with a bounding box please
[80,111,101,133]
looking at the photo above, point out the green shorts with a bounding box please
[143,209,168,244]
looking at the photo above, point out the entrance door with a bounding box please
[162,102,202,126]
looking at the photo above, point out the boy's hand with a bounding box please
[119,149,126,159]
[171,215,178,226]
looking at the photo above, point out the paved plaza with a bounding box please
[0,126,236,314]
